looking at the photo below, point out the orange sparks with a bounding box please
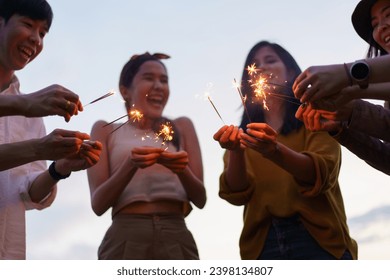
[246,63,258,76]
[129,109,143,122]
[156,122,174,144]
[247,64,271,110]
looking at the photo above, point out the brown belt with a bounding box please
[117,200,184,215]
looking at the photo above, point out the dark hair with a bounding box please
[367,38,388,58]
[119,52,169,88]
[0,0,53,30]
[119,52,180,150]
[239,41,303,135]
[351,0,388,58]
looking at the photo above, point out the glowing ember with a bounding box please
[129,109,143,122]
[155,122,174,145]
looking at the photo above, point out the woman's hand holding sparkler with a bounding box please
[240,123,278,157]
[294,102,356,133]
[130,146,165,169]
[158,151,189,174]
[213,125,244,151]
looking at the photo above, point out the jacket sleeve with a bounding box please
[334,127,390,175]
[348,100,390,142]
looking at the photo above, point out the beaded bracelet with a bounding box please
[343,63,353,86]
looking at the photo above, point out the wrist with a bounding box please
[48,161,71,181]
[262,142,280,159]
[14,94,30,116]
[349,60,370,89]
[343,63,353,87]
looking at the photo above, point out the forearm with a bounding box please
[224,150,250,192]
[0,139,40,171]
[29,170,57,203]
[89,160,138,216]
[348,99,390,142]
[264,142,316,185]
[177,167,206,209]
[366,56,390,84]
[336,128,390,175]
[0,95,27,117]
[347,82,390,101]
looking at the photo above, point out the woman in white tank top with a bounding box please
[87,52,206,260]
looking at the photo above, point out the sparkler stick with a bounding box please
[207,96,225,124]
[233,78,251,123]
[84,90,115,107]
[109,119,130,134]
[103,114,128,127]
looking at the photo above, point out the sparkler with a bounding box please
[246,63,299,109]
[105,106,144,134]
[207,96,225,124]
[197,82,225,124]
[155,122,174,147]
[233,78,251,123]
[84,90,115,107]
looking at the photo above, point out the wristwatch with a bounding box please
[350,60,370,89]
[48,161,71,180]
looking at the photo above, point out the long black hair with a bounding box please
[239,41,303,135]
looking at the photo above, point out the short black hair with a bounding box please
[0,0,53,30]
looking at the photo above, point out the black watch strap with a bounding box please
[48,161,71,180]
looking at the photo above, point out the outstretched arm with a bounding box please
[0,129,90,171]
[0,84,83,122]
[293,55,390,104]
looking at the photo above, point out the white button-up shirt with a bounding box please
[0,77,56,259]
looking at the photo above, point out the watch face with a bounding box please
[351,62,369,80]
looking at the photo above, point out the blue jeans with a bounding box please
[258,215,352,260]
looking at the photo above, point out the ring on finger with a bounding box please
[65,100,71,109]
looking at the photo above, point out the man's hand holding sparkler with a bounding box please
[54,140,103,175]
[213,125,244,151]
[240,123,278,157]
[20,84,83,122]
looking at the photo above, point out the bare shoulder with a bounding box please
[172,116,195,131]
[91,119,111,140]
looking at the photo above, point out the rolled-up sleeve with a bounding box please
[297,132,342,197]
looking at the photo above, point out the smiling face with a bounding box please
[371,0,390,53]
[253,46,289,86]
[0,14,48,72]
[121,60,169,124]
